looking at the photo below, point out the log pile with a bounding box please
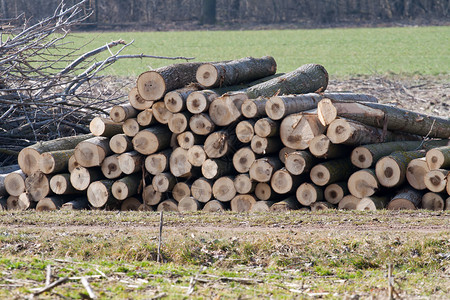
[1,56,449,212]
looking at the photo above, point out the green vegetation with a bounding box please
[69,26,450,77]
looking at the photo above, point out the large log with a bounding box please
[212,176,236,202]
[137,62,205,101]
[280,112,326,150]
[128,86,153,110]
[152,172,176,193]
[296,182,324,206]
[230,194,257,212]
[338,195,360,210]
[186,90,218,114]
[421,192,445,211]
[145,149,171,175]
[324,182,348,204]
[310,158,357,186]
[70,166,103,191]
[117,151,143,175]
[112,173,141,200]
[284,150,318,175]
[347,169,380,198]
[142,184,162,206]
[74,137,111,168]
[270,168,306,194]
[39,149,74,174]
[110,103,139,123]
[191,177,213,203]
[100,154,122,179]
[170,147,193,178]
[4,170,26,196]
[233,147,257,174]
[164,86,198,113]
[309,134,351,159]
[189,113,216,136]
[406,157,430,190]
[87,179,118,209]
[172,181,192,202]
[109,134,133,154]
[89,117,123,137]
[132,125,171,155]
[50,173,79,195]
[234,174,257,194]
[387,188,422,210]
[196,56,277,88]
[426,146,450,170]
[249,157,283,183]
[424,169,448,193]
[25,171,52,202]
[18,134,93,175]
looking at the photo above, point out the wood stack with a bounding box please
[1,56,449,212]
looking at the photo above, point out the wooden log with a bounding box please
[112,173,141,200]
[203,200,226,212]
[68,155,79,173]
[254,118,279,138]
[254,182,283,201]
[168,111,191,134]
[317,98,450,138]
[18,133,93,175]
[145,149,171,175]
[187,145,207,167]
[74,136,111,168]
[61,197,89,210]
[310,158,357,186]
[241,98,268,119]
[310,201,335,211]
[356,196,389,211]
[25,172,52,202]
[324,182,348,204]
[279,147,296,164]
[280,112,326,150]
[109,134,133,155]
[234,174,256,194]
[271,168,306,194]
[122,118,143,137]
[426,146,450,170]
[204,131,236,158]
[327,119,420,146]
[170,147,192,178]
[251,136,282,155]
[186,90,218,114]
[202,159,233,180]
[249,157,282,183]
[36,196,69,211]
[4,170,26,196]
[209,92,248,126]
[178,197,202,212]
[338,195,360,210]
[132,125,171,155]
[309,134,350,159]
[250,200,277,212]
[406,158,430,190]
[142,184,162,206]
[157,199,179,212]
[7,193,34,210]
[284,150,318,175]
[164,87,198,113]
[447,174,450,196]
[151,101,173,124]
[375,150,426,188]
[172,181,191,202]
[100,154,122,179]
[87,179,118,209]
[230,194,257,212]
[387,188,422,210]
[152,172,176,193]
[0,164,20,174]
[424,169,448,193]
[235,120,255,144]
[117,151,143,175]
[189,113,216,136]
[137,108,157,127]
[121,197,142,211]
[39,149,74,175]
[177,132,206,150]
[212,176,236,202]
[446,196,450,210]
[137,62,205,101]
[89,117,123,137]
[347,169,380,198]
[128,86,153,110]
[70,166,103,191]
[233,147,257,174]
[191,177,213,203]
[270,196,302,212]
[0,197,6,211]
[421,192,445,211]
[50,173,79,195]
[110,103,139,123]
[296,182,323,206]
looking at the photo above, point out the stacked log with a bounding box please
[2,56,450,212]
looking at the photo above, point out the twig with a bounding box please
[388,263,394,300]
[32,276,68,296]
[45,265,52,286]
[157,211,163,263]
[81,277,97,299]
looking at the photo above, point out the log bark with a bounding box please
[36,196,69,211]
[61,197,89,210]
[249,157,283,183]
[112,173,141,200]
[196,56,277,88]
[74,136,111,168]
[142,184,162,206]
[129,86,153,110]
[70,166,103,191]
[100,154,122,179]
[310,158,357,186]
[202,158,233,180]
[241,98,268,119]
[178,197,202,212]
[39,149,74,174]
[230,194,256,212]
[356,196,389,211]
[251,136,282,155]
[270,196,302,212]
[18,134,93,175]
[233,147,257,174]
[89,117,123,137]
[50,173,79,195]
[284,150,318,175]
[168,111,191,134]
[324,182,348,204]
[189,113,216,136]
[191,177,213,203]
[87,179,118,209]
[110,103,139,123]
[151,101,173,124]
[250,200,277,212]
[122,118,143,137]
[387,188,422,210]
[109,134,133,154]
[164,87,198,113]
[152,172,176,193]
[177,132,206,150]
[338,195,361,210]
[235,120,255,144]
[234,174,256,194]
[137,108,157,127]
[406,157,430,190]
[121,197,142,211]
[132,125,171,155]
[186,90,218,114]
[170,147,192,177]
[145,149,171,175]
[203,199,226,212]
[271,168,306,194]
[25,172,52,202]
[347,169,380,198]
[156,199,179,212]
[421,192,445,211]
[172,181,191,202]
[309,134,351,159]
[426,146,450,170]
[424,169,448,193]
[296,182,324,206]
[375,150,426,188]
[280,112,327,150]
[187,145,207,167]
[212,176,236,202]
[4,170,26,196]
[118,151,143,175]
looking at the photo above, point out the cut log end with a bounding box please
[196,64,218,87]
[375,157,401,188]
[265,96,286,120]
[310,165,331,186]
[351,147,373,169]
[137,71,166,101]
[348,169,379,198]
[422,192,445,211]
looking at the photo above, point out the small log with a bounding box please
[152,172,176,193]
[310,201,335,211]
[212,176,236,202]
[4,170,26,196]
[178,197,202,212]
[25,172,52,202]
[347,169,380,198]
[241,98,268,118]
[187,145,207,167]
[251,136,281,155]
[280,112,327,150]
[235,120,255,144]
[254,118,279,138]
[90,117,123,137]
[36,196,69,211]
[74,136,111,168]
[375,150,426,188]
[128,86,153,110]
[284,150,318,175]
[406,158,430,190]
[338,195,361,210]
[39,149,74,174]
[164,87,198,113]
[172,181,191,202]
[255,182,283,201]
[100,154,122,179]
[7,193,33,211]
[177,132,206,150]
[186,90,218,114]
[137,108,157,127]
[132,125,171,155]
[170,147,192,178]
[356,196,389,211]
[118,151,143,175]
[387,188,422,210]
[122,118,143,137]
[191,177,213,203]
[230,194,257,212]
[61,197,89,210]
[271,168,306,194]
[110,103,139,123]
[189,113,216,135]
[157,199,179,212]
[121,197,142,211]
[70,167,103,191]
[50,173,79,195]
[270,196,302,212]
[87,179,118,209]
[109,134,133,155]
[168,111,191,134]
[137,62,205,101]
[426,146,450,170]
[202,159,233,180]
[233,147,257,174]
[424,169,448,193]
[250,200,277,212]
[203,200,226,212]
[234,174,256,194]
[279,147,296,164]
[18,134,93,175]
[421,192,445,211]
[204,131,235,158]
[142,184,162,206]
[0,166,20,196]
[68,155,79,173]
[324,182,348,204]
[310,158,357,186]
[145,149,171,175]
[152,101,173,124]
[112,173,141,200]
[309,134,350,159]
[296,182,324,206]
[249,157,282,183]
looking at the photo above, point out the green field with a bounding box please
[70,26,450,77]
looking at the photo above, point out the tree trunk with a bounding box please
[234,173,256,194]
[170,147,192,178]
[89,117,123,137]
[157,199,179,212]
[117,151,143,175]
[50,173,79,195]
[203,199,226,212]
[110,103,139,123]
[109,134,133,154]
[387,188,422,210]
[189,113,216,136]
[39,149,74,174]
[178,196,202,212]
[172,181,192,202]
[271,168,306,194]
[112,173,141,200]
[233,147,257,174]
[251,136,282,155]
[25,171,53,202]
[406,157,430,190]
[324,182,348,204]
[151,101,173,124]
[4,170,26,196]
[201,158,233,180]
[187,145,207,167]
[284,150,318,175]
[142,184,162,206]
[137,108,157,127]
[152,172,176,193]
[426,146,450,170]
[241,98,268,119]
[74,136,111,168]
[280,112,327,150]
[168,111,191,134]
[186,90,218,114]
[132,125,171,155]
[296,182,324,206]
[164,87,199,113]
[101,154,122,179]
[249,156,283,183]
[338,195,361,210]
[424,169,448,193]
[235,120,255,143]
[177,132,206,150]
[128,86,153,110]
[145,149,171,175]
[122,118,143,137]
[356,196,389,211]
[121,197,142,211]
[270,196,302,212]
[347,168,380,198]
[196,56,277,88]
[421,192,445,211]
[70,166,103,191]
[61,197,89,210]
[87,179,118,209]
[309,134,351,159]
[310,157,357,186]
[230,194,256,212]
[36,196,69,211]
[191,177,213,203]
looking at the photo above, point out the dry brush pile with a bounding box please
[1,55,450,213]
